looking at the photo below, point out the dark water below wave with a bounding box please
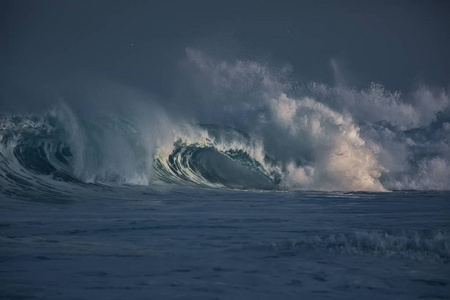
[1,189,449,299]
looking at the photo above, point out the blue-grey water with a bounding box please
[1,187,449,299]
[1,110,450,299]
[3,2,450,297]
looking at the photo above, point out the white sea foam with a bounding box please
[0,50,449,191]
[184,49,449,191]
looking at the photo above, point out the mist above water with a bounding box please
[1,49,449,192]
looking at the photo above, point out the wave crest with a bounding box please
[154,125,281,189]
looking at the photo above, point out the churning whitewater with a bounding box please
[1,50,449,193]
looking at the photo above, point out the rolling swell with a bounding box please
[0,115,281,193]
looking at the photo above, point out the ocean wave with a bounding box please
[1,103,449,193]
[1,50,449,192]
[153,125,281,190]
[0,114,282,192]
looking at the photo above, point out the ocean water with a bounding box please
[1,187,449,299]
[0,115,449,299]
[1,51,450,299]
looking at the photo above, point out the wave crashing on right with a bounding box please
[1,49,449,192]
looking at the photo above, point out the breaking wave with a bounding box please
[1,49,449,193]
[153,125,281,189]
[0,114,282,193]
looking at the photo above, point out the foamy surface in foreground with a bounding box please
[1,188,449,299]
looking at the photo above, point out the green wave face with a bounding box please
[1,116,282,191]
[153,125,282,190]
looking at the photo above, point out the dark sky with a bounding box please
[1,0,449,111]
